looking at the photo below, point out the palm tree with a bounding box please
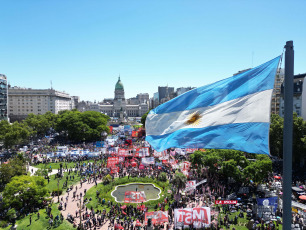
[172,172,187,197]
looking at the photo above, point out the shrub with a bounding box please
[52,189,63,196]
[0,220,8,228]
[103,174,112,185]
[34,169,48,177]
[158,172,167,182]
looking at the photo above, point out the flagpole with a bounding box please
[283,40,294,229]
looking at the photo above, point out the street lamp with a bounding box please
[57,178,60,203]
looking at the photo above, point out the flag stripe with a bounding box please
[146,89,272,136]
[152,57,280,115]
[146,122,270,154]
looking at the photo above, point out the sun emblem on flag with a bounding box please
[185,111,202,126]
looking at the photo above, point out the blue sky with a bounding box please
[1,0,305,102]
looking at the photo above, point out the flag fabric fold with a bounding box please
[145,56,281,155]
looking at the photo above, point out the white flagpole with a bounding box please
[283,40,294,229]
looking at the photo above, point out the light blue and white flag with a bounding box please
[146,56,280,155]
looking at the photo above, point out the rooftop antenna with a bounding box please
[51,80,53,89]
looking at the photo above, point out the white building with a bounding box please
[8,87,77,121]
[0,74,8,121]
[99,77,149,119]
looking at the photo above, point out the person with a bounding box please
[49,218,53,227]
[37,212,40,219]
[29,215,32,225]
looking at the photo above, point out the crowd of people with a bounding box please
[10,128,304,229]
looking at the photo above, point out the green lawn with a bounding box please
[45,171,82,195]
[218,211,282,230]
[35,162,76,170]
[34,159,101,170]
[2,203,74,230]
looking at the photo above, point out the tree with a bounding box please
[55,110,110,142]
[269,114,283,158]
[23,113,52,139]
[0,121,31,149]
[220,159,242,182]
[269,113,306,164]
[158,172,167,182]
[292,113,306,164]
[190,150,205,168]
[3,175,49,213]
[192,149,272,185]
[0,156,27,191]
[141,111,150,127]
[243,155,272,184]
[172,172,187,195]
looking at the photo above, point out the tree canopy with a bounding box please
[172,172,187,194]
[0,155,27,191]
[269,113,306,163]
[0,120,31,149]
[55,110,110,142]
[141,110,150,127]
[3,175,49,214]
[0,110,110,148]
[190,149,272,184]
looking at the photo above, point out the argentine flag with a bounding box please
[146,56,280,155]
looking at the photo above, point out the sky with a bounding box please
[1,0,306,102]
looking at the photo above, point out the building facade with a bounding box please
[158,86,174,103]
[99,77,149,118]
[0,74,8,121]
[271,69,284,115]
[279,73,306,120]
[8,87,76,121]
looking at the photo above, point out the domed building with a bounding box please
[100,77,149,120]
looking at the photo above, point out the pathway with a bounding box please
[28,165,58,176]
[53,178,113,230]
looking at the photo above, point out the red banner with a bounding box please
[107,157,119,174]
[118,149,127,156]
[110,166,119,174]
[215,200,238,205]
[107,157,119,168]
[186,148,197,153]
[174,207,211,228]
[132,131,138,137]
[124,191,146,203]
[145,211,168,225]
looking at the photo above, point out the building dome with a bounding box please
[115,77,124,90]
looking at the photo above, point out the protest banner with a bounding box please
[215,200,238,205]
[124,191,146,203]
[145,211,168,225]
[118,149,127,156]
[185,180,196,192]
[174,207,211,229]
[186,148,197,153]
[107,157,119,168]
[142,157,155,165]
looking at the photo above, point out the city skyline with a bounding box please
[1,1,306,101]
